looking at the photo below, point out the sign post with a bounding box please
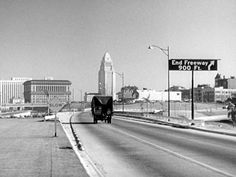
[49,96,64,137]
[169,59,218,120]
[191,70,194,120]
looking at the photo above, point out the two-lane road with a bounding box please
[72,112,236,177]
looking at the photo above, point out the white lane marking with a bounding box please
[106,124,235,177]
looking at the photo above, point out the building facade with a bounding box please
[84,92,101,103]
[194,84,215,102]
[169,86,190,101]
[136,89,182,102]
[214,87,236,103]
[228,76,236,89]
[0,77,32,105]
[98,52,116,98]
[23,80,71,104]
[215,73,228,88]
[215,73,236,89]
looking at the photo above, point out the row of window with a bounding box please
[0,84,24,104]
[31,95,69,103]
[31,85,69,92]
[215,91,236,94]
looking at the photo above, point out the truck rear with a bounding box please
[91,96,113,124]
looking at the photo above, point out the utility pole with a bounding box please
[191,70,194,120]
[114,72,125,112]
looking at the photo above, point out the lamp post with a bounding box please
[148,45,170,117]
[114,72,124,112]
[79,89,83,110]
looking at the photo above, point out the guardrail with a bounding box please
[113,110,191,127]
[113,110,163,117]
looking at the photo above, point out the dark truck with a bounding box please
[91,96,113,124]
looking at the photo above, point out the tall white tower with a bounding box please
[98,52,116,98]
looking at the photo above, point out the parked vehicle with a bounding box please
[44,113,56,121]
[91,96,113,124]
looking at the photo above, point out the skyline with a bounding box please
[0,0,236,100]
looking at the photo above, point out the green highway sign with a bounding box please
[169,59,218,71]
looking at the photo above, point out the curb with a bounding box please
[189,126,236,137]
[61,113,105,177]
[69,115,83,151]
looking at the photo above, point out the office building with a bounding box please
[0,77,32,105]
[23,80,72,104]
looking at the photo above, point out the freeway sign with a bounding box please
[169,59,218,71]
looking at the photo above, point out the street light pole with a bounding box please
[167,46,170,117]
[79,89,83,110]
[114,72,125,112]
[148,45,170,117]
[122,72,124,112]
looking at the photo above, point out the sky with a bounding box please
[0,0,236,100]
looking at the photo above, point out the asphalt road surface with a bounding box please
[72,112,236,177]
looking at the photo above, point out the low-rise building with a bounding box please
[214,87,236,103]
[84,92,101,103]
[136,89,182,102]
[215,73,236,89]
[194,84,214,102]
[202,87,215,102]
[228,76,236,89]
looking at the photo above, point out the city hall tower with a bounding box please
[98,52,116,98]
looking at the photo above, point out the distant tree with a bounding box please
[129,86,139,99]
